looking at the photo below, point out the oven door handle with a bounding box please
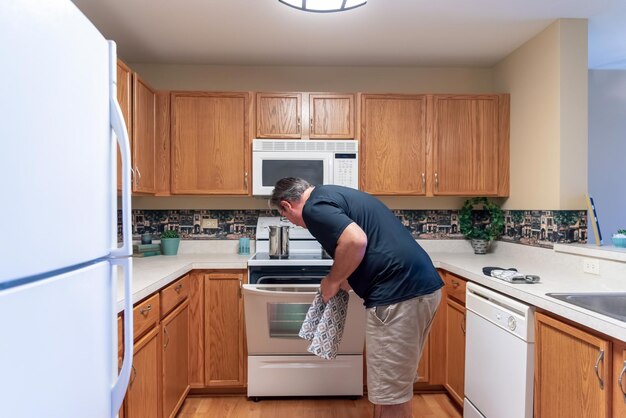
[256,275,326,284]
[242,284,320,296]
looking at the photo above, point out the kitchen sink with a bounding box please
[546,292,626,322]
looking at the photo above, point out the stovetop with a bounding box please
[248,251,333,267]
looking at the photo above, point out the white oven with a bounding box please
[252,139,358,196]
[243,217,366,400]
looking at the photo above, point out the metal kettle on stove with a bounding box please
[268,225,289,258]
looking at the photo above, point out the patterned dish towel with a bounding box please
[298,289,349,360]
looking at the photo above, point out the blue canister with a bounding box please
[239,237,250,255]
[141,232,152,245]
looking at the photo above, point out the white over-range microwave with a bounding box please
[252,139,359,196]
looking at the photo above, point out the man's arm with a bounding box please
[320,222,367,302]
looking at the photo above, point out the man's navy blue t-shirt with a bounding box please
[302,185,443,308]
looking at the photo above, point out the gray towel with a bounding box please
[299,289,349,360]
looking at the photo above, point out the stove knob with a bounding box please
[508,316,517,331]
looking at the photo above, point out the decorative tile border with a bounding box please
[120,209,587,249]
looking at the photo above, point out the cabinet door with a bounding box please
[126,327,160,418]
[360,94,427,195]
[132,74,156,193]
[445,297,465,406]
[171,92,250,194]
[535,312,610,418]
[432,95,499,196]
[204,272,246,387]
[256,92,301,138]
[309,94,354,139]
[116,60,132,192]
[614,340,626,417]
[162,300,189,418]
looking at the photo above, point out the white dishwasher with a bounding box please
[464,282,535,418]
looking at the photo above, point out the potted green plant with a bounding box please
[459,197,505,254]
[160,229,181,256]
[612,229,626,248]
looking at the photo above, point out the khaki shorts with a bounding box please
[365,289,442,405]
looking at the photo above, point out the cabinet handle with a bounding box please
[135,167,141,186]
[239,278,243,298]
[244,171,248,188]
[619,360,626,401]
[594,349,604,389]
[461,316,466,335]
[434,172,439,192]
[451,280,460,289]
[310,116,314,134]
[421,173,425,190]
[163,326,170,350]
[297,116,301,134]
[130,365,137,386]
[139,304,152,316]
[130,167,136,187]
[175,284,183,293]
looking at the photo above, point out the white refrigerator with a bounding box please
[0,1,134,417]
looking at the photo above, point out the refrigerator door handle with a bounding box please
[108,41,132,258]
[110,256,133,416]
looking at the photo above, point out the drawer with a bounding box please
[444,272,467,305]
[133,293,160,340]
[160,275,189,318]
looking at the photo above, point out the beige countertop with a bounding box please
[117,240,626,341]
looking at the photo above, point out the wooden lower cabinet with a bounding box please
[204,272,246,387]
[161,300,190,418]
[614,340,626,417]
[125,326,160,418]
[444,297,466,406]
[535,312,610,418]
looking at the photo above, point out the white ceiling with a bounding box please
[72,0,626,69]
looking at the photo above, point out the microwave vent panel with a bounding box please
[253,140,358,153]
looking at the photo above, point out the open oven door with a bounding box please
[242,284,366,355]
[242,284,366,399]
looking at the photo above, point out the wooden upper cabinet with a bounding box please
[116,60,132,192]
[309,94,354,139]
[535,312,610,418]
[360,94,427,195]
[256,93,301,138]
[132,74,156,194]
[256,92,355,139]
[170,92,251,195]
[432,94,508,196]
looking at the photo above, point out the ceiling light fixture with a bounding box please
[278,0,367,13]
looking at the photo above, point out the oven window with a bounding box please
[262,160,323,187]
[267,302,310,338]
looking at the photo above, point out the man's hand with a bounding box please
[320,277,341,303]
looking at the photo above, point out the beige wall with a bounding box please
[493,19,588,210]
[130,64,493,94]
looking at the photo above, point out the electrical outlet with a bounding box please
[582,257,600,275]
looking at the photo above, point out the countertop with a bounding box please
[117,240,626,342]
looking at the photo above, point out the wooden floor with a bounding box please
[176,394,462,418]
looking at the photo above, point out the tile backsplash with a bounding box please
[120,208,587,249]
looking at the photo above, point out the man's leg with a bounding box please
[366,290,442,418]
[374,400,412,418]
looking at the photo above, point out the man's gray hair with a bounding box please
[269,177,311,209]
